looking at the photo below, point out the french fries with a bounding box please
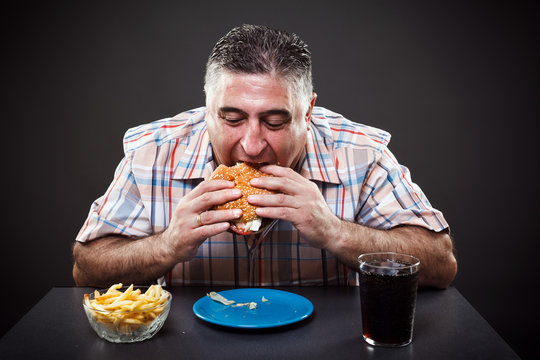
[84,283,170,334]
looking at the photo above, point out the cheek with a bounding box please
[220,126,243,145]
[270,128,307,163]
[208,123,245,164]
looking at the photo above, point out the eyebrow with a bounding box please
[218,107,248,117]
[218,107,292,119]
[259,109,292,118]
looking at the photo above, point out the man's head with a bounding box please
[205,24,313,111]
[204,24,316,168]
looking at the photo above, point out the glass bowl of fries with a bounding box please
[83,283,172,343]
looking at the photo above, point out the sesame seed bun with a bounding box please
[210,162,275,235]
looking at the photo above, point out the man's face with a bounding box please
[206,72,314,168]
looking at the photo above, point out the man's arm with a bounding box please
[73,234,174,287]
[326,222,456,288]
[73,179,243,287]
[250,165,457,289]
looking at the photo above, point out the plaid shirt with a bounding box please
[77,106,448,286]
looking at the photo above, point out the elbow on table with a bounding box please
[439,252,458,289]
[72,260,104,287]
[430,233,458,289]
[72,263,85,286]
[72,241,93,287]
[443,232,458,287]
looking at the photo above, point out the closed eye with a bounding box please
[218,107,247,125]
[263,119,289,129]
[216,107,292,129]
[222,116,244,123]
[261,110,292,129]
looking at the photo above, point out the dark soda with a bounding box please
[359,258,419,346]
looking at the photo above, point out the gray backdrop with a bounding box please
[2,1,538,358]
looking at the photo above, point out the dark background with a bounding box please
[2,1,538,358]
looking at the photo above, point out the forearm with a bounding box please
[326,220,457,289]
[72,233,177,287]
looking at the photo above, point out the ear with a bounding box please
[305,92,317,123]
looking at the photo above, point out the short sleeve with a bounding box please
[76,153,152,242]
[357,148,449,232]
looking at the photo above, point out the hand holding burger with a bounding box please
[210,162,276,235]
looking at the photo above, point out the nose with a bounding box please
[240,120,267,157]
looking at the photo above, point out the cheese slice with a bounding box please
[247,218,262,232]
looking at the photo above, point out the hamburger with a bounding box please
[210,162,276,235]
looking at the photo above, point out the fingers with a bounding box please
[187,180,242,213]
[186,179,235,202]
[191,208,242,239]
[193,221,231,239]
[258,164,303,182]
[197,187,243,213]
[197,209,242,227]
[169,178,242,235]
[248,192,297,209]
[164,179,245,262]
[251,165,316,196]
[254,204,293,221]
[247,165,322,222]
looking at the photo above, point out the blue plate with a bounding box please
[193,288,313,329]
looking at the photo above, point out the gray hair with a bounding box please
[204,24,313,111]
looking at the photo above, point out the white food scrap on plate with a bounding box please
[233,302,257,309]
[206,292,270,310]
[207,292,235,305]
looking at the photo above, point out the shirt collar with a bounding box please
[171,113,216,180]
[298,122,341,184]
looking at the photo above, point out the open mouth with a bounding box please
[238,161,271,168]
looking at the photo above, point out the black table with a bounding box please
[0,286,519,359]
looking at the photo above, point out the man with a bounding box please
[73,25,456,289]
